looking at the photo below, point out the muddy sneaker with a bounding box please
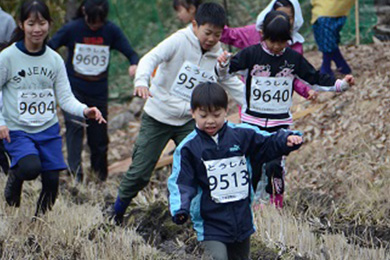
[4,170,23,207]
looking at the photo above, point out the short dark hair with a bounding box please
[2,0,52,50]
[76,0,109,23]
[273,0,294,13]
[262,10,291,42]
[191,82,228,111]
[173,0,202,11]
[195,2,226,28]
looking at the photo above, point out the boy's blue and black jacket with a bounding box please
[168,122,302,243]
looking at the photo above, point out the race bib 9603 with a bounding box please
[73,43,110,76]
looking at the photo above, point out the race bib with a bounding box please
[170,61,216,102]
[203,156,249,203]
[249,77,293,114]
[73,43,110,76]
[18,89,56,126]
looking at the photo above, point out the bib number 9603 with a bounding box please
[74,54,107,67]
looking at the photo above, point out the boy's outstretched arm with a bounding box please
[133,33,182,99]
[168,145,198,225]
[247,126,303,164]
[297,55,354,93]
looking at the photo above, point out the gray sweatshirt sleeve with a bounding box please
[0,64,9,126]
[54,59,87,118]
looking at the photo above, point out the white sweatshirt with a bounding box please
[135,25,244,126]
[0,43,87,133]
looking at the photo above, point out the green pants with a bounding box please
[202,237,251,260]
[118,112,195,201]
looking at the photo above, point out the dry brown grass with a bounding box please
[2,43,390,259]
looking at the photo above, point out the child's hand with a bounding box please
[133,86,153,99]
[83,107,107,124]
[343,75,355,86]
[172,210,189,225]
[0,125,10,143]
[287,135,303,147]
[218,50,232,68]
[128,65,137,77]
[307,90,319,100]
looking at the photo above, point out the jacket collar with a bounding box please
[195,122,228,141]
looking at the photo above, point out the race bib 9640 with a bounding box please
[249,76,293,114]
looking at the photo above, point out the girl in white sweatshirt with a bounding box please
[0,0,105,216]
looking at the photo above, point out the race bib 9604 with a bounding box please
[18,89,56,126]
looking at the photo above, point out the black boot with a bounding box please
[4,170,23,207]
[104,204,124,225]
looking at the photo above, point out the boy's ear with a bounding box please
[191,20,198,29]
[190,109,196,119]
[259,29,263,37]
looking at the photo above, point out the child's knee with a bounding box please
[17,155,42,180]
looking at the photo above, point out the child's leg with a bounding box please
[251,163,262,192]
[35,170,59,216]
[320,52,334,77]
[4,154,41,207]
[265,156,285,208]
[332,47,351,74]
[63,89,87,181]
[86,100,108,181]
[202,240,228,260]
[227,237,251,260]
[172,119,195,146]
[63,110,85,180]
[0,141,10,174]
[115,113,177,217]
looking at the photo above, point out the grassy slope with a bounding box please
[1,43,390,259]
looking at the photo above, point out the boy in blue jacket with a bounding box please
[168,82,303,260]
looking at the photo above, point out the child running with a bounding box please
[108,3,244,224]
[221,0,316,100]
[311,0,354,77]
[218,11,355,208]
[48,0,139,182]
[168,82,303,260]
[0,0,105,216]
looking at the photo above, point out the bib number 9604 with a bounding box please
[19,101,55,115]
